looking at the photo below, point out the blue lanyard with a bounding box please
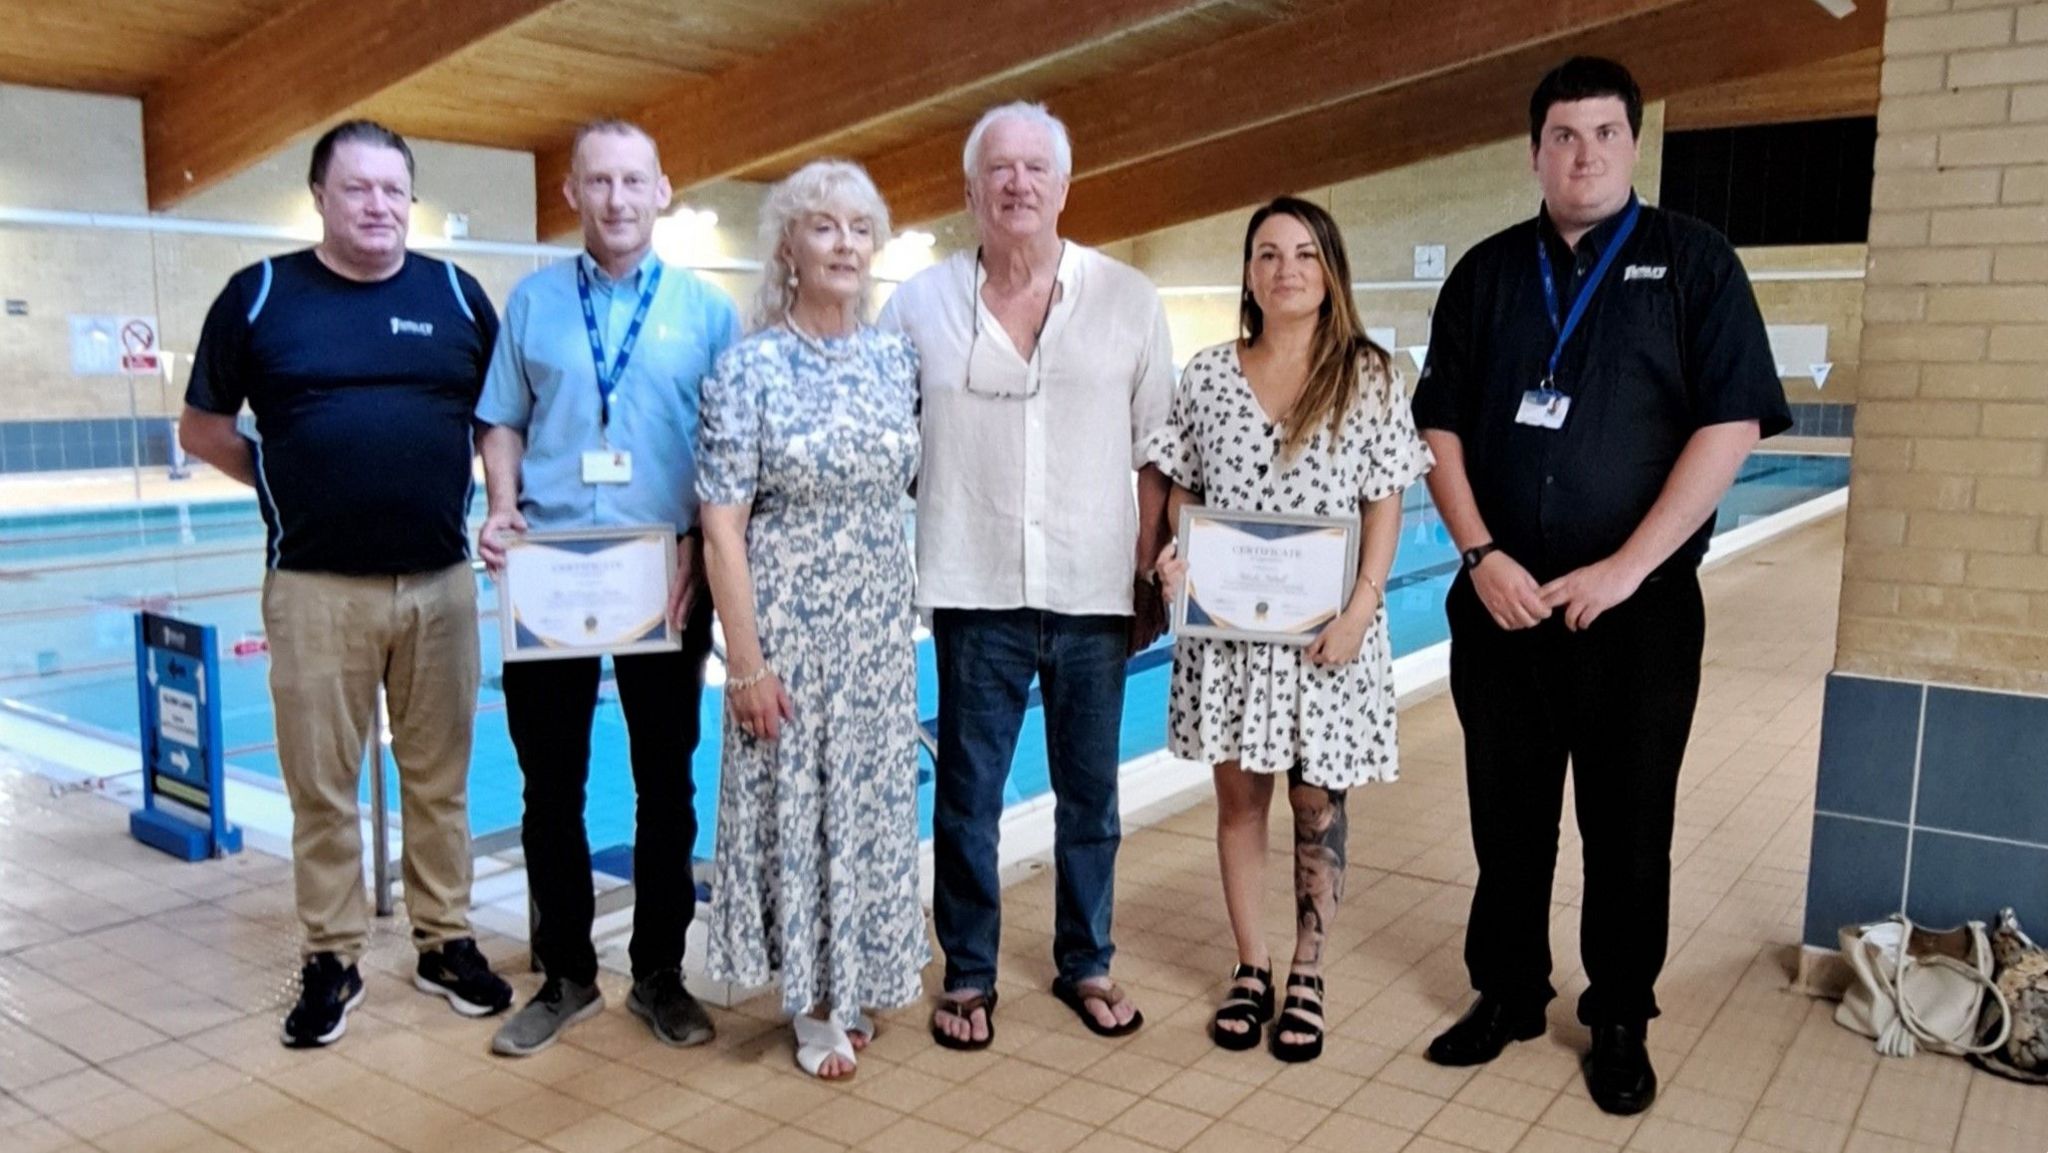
[576,258,663,427]
[1535,196,1640,391]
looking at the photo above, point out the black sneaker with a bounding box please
[281,952,365,1048]
[414,938,514,1017]
[627,968,714,1048]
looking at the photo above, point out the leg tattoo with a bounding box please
[1288,767,1348,969]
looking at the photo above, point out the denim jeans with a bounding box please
[931,608,1129,994]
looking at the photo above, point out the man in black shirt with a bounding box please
[181,121,514,1049]
[1412,58,1790,1114]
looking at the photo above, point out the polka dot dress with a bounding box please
[1144,341,1433,788]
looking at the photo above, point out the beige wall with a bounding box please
[0,83,550,423]
[1125,101,1865,405]
[1834,0,2048,694]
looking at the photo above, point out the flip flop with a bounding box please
[793,1014,858,1081]
[1054,978,1145,1038]
[929,988,997,1051]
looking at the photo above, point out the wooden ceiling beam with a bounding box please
[143,0,561,210]
[1664,45,1881,131]
[534,0,1230,238]
[1054,0,1884,244]
[868,0,1701,226]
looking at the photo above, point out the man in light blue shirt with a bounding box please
[475,119,738,1058]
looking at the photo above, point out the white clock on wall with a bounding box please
[1414,244,1447,280]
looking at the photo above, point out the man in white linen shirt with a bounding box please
[880,100,1174,1050]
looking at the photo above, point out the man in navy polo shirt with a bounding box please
[181,120,514,1049]
[476,120,738,1057]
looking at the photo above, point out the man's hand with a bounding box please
[1470,550,1552,631]
[1538,555,1648,632]
[478,508,528,575]
[668,534,703,632]
[1130,575,1167,656]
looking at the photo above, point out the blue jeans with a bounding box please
[931,608,1128,994]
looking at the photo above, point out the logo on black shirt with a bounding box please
[390,317,436,336]
[1622,265,1668,281]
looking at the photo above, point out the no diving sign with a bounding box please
[69,314,162,376]
[120,318,160,374]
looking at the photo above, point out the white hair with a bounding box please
[960,102,1074,180]
[752,159,893,331]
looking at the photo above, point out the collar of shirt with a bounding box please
[969,241,1082,359]
[1537,191,1640,280]
[576,247,661,294]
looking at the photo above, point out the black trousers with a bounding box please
[502,598,713,984]
[1446,566,1704,1027]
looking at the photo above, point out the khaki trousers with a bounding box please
[262,562,480,963]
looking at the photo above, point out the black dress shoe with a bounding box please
[1425,998,1547,1067]
[1584,1024,1657,1115]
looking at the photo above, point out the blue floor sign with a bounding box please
[131,612,241,860]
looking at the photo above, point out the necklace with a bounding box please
[784,315,860,360]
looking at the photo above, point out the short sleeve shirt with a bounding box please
[185,250,498,575]
[1410,198,1792,581]
[476,252,739,535]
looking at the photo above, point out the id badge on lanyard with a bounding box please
[577,260,662,484]
[1519,197,1640,432]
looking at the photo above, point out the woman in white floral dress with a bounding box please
[697,161,927,1080]
[1155,197,1432,1064]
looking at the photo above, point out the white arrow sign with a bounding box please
[169,749,191,772]
[1810,362,1833,389]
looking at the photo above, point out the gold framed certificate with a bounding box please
[1173,507,1360,646]
[498,525,679,662]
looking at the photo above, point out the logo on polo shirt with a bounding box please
[1623,265,1668,281]
[390,317,436,336]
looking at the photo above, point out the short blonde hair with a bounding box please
[753,160,893,331]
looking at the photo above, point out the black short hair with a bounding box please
[1529,56,1643,146]
[308,120,415,187]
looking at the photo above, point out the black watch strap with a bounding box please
[1461,542,1500,571]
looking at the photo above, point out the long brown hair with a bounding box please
[1240,197,1393,458]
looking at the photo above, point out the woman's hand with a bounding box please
[1305,579,1381,667]
[729,671,795,742]
[1155,540,1189,605]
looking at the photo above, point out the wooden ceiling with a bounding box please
[0,0,1886,243]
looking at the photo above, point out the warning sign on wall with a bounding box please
[69,314,162,376]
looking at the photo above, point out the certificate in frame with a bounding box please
[1173,506,1360,646]
[498,524,679,662]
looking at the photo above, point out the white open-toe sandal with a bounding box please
[793,1014,858,1081]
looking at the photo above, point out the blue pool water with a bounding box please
[0,452,1846,860]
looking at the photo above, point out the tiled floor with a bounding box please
[4,512,2045,1153]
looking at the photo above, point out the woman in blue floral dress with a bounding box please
[697,161,927,1080]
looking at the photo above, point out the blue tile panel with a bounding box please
[0,418,180,473]
[1803,815,1909,948]
[1916,686,2048,846]
[1806,675,2048,949]
[1907,831,2048,937]
[1814,674,1921,824]
[1785,402,1856,438]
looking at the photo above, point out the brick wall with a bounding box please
[1838,0,2048,695]
[1802,0,2048,953]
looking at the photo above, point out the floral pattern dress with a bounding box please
[1145,341,1434,789]
[696,324,929,1027]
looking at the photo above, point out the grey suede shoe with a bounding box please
[490,977,603,1057]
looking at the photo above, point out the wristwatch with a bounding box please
[1460,542,1500,571]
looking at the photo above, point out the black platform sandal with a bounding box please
[1210,963,1273,1051]
[1270,972,1325,1063]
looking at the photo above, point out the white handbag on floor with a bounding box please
[1836,914,2011,1059]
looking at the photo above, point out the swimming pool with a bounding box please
[0,452,1847,862]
